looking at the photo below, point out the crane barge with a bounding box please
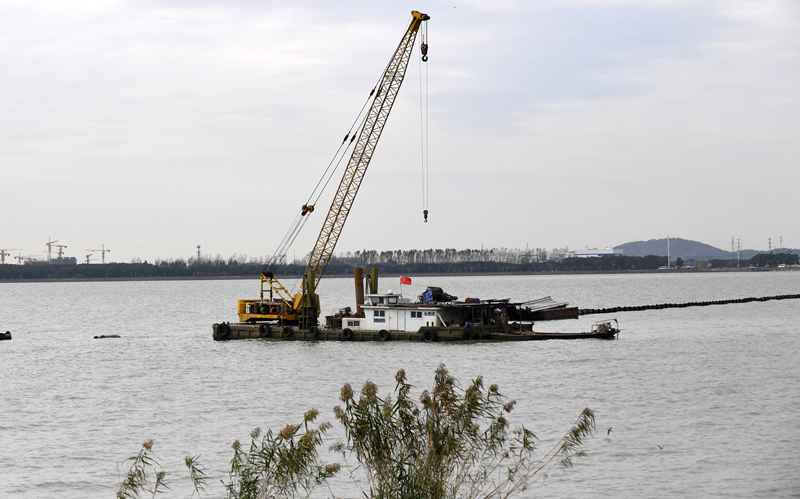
[212,11,619,342]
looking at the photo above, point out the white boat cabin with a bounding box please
[341,292,490,333]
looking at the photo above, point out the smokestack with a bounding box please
[354,268,365,315]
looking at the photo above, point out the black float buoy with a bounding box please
[0,331,11,341]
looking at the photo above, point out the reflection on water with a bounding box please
[1,272,798,498]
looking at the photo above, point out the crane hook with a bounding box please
[423,209,428,223]
[421,43,428,62]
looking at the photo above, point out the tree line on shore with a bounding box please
[1,252,795,280]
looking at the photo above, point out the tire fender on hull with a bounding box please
[216,322,231,340]
[422,329,437,343]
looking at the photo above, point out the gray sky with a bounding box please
[2,0,798,263]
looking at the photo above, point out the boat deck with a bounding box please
[212,322,619,342]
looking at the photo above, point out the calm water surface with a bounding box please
[1,272,799,498]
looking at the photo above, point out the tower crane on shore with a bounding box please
[85,245,111,264]
[55,244,68,265]
[237,10,431,326]
[0,249,22,265]
[17,254,37,265]
[46,238,59,263]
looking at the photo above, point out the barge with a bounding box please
[213,280,619,342]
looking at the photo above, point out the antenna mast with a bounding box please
[737,239,741,268]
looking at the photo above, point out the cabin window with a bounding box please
[388,296,397,304]
[347,320,360,327]
[424,311,435,316]
[374,318,386,323]
[373,310,385,317]
[411,311,422,318]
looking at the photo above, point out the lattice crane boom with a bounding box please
[305,10,429,284]
[239,10,429,325]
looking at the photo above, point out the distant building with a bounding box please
[567,248,623,258]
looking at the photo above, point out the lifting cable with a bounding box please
[419,20,430,223]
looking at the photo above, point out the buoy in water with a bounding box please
[0,331,11,341]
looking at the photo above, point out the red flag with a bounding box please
[400,275,411,285]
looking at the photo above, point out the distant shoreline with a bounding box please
[2,267,792,284]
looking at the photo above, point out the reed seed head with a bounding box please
[420,390,432,407]
[340,383,354,402]
[361,380,378,401]
[382,395,393,419]
[279,424,298,440]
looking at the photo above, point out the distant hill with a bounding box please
[614,238,796,261]
[614,238,729,260]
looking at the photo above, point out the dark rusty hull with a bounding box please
[487,330,619,341]
[212,323,619,342]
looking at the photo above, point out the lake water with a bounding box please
[1,272,799,498]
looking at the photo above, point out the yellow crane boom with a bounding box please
[306,10,429,284]
[239,10,429,325]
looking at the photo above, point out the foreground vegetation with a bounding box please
[117,365,596,499]
[3,252,795,280]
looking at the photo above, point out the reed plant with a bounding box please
[332,364,595,499]
[223,409,339,499]
[117,365,595,498]
[116,440,169,499]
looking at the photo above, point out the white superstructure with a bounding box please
[342,292,483,332]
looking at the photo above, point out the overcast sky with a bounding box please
[2,0,798,263]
